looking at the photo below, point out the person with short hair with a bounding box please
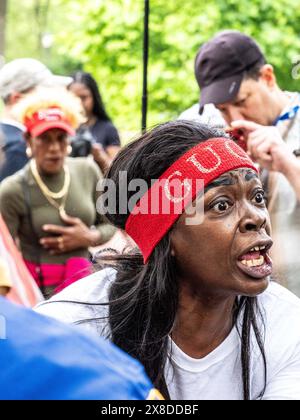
[0,58,72,181]
[36,120,300,400]
[194,31,300,295]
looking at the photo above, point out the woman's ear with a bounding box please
[66,138,72,156]
[24,133,33,158]
[24,132,31,145]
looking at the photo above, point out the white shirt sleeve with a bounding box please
[262,350,300,400]
[260,282,300,400]
[35,268,116,336]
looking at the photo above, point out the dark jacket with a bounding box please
[0,122,28,182]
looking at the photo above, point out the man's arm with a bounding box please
[230,120,300,201]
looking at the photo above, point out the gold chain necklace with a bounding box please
[30,160,71,219]
[30,159,70,199]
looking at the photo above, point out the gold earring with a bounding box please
[26,147,32,158]
[171,249,175,257]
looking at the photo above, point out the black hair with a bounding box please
[96,120,267,400]
[69,71,111,122]
[244,57,267,81]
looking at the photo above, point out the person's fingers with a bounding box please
[248,137,267,157]
[42,224,68,234]
[230,120,262,132]
[40,236,63,249]
[225,127,247,146]
[248,134,266,148]
[248,131,271,158]
[256,151,273,162]
[256,141,272,156]
[41,235,71,252]
[255,158,273,171]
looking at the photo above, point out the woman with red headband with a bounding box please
[36,121,300,399]
[0,88,115,297]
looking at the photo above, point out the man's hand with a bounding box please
[230,120,294,173]
[40,213,101,255]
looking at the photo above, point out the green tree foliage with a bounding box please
[55,0,300,132]
[5,0,300,134]
[5,0,81,74]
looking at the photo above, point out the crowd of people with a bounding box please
[1,30,300,400]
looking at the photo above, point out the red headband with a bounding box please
[125,138,258,263]
[24,107,75,138]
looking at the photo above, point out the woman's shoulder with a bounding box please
[258,282,300,362]
[93,119,116,131]
[259,281,300,316]
[257,281,300,332]
[92,120,120,145]
[0,163,30,198]
[254,282,300,399]
[66,157,101,177]
[35,267,117,333]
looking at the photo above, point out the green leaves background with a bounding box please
[5,0,300,138]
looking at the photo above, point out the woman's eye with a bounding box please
[212,201,230,213]
[253,191,265,205]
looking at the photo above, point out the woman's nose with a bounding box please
[239,205,267,233]
[48,141,61,151]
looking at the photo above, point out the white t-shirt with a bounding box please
[178,103,225,126]
[35,268,300,400]
[268,92,300,296]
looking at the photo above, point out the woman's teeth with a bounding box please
[241,255,265,267]
[250,246,266,252]
[240,246,267,267]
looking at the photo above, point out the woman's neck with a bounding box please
[86,115,97,127]
[172,282,236,359]
[36,164,64,179]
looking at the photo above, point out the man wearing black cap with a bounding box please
[195,30,300,296]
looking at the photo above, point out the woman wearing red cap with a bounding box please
[0,87,115,297]
[36,121,300,399]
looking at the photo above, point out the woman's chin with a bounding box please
[236,273,271,297]
[41,161,63,175]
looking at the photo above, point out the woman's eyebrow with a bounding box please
[205,176,234,192]
[204,170,259,193]
[244,170,259,182]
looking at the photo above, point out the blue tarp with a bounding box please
[0,297,153,400]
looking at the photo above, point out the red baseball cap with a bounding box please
[24,107,75,138]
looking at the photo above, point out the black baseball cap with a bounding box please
[195,31,265,112]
